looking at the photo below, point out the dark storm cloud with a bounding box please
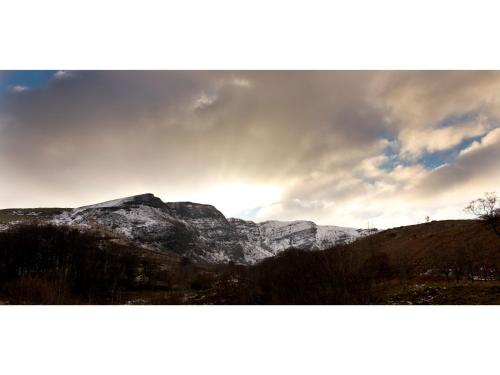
[1,71,500,227]
[0,72,386,195]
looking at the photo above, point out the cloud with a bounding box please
[413,127,500,196]
[53,70,74,80]
[1,71,500,228]
[398,115,494,157]
[9,85,28,93]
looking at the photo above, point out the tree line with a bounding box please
[0,224,151,303]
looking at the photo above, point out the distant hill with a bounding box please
[0,193,374,264]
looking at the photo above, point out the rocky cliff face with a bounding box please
[228,219,374,262]
[50,193,375,264]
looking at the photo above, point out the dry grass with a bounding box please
[350,220,500,273]
[379,280,500,305]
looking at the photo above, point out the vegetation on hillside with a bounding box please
[1,193,500,305]
[0,224,214,304]
[465,192,500,238]
[0,208,69,225]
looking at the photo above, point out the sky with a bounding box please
[1,70,499,229]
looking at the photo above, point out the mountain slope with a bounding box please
[229,218,373,262]
[345,219,500,275]
[2,193,375,264]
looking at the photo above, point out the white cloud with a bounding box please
[53,70,74,79]
[459,127,500,157]
[9,85,28,93]
[399,116,495,157]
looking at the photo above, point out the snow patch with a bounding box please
[72,196,135,214]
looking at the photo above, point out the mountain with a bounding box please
[229,218,373,261]
[1,193,376,264]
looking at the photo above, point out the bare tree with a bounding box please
[464,192,500,237]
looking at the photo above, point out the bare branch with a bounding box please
[465,192,500,238]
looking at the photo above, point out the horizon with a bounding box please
[1,71,499,228]
[0,190,479,230]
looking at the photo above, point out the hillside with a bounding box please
[349,219,500,275]
[0,193,374,264]
[1,217,500,304]
[0,208,70,227]
[203,219,500,304]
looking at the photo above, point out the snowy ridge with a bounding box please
[231,219,373,263]
[72,196,136,214]
[18,193,376,264]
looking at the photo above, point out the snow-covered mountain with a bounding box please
[228,218,373,262]
[42,193,375,264]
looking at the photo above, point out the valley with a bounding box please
[1,194,499,304]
